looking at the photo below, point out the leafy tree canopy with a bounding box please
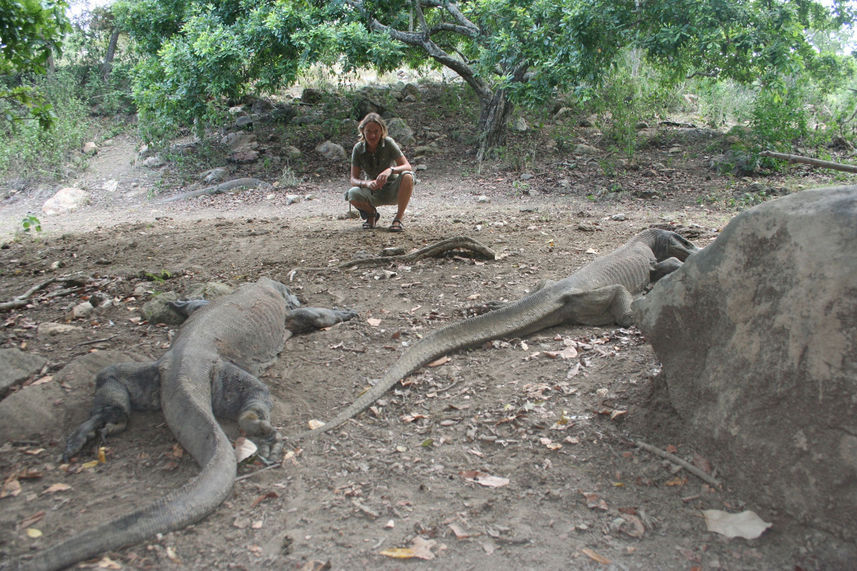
[0,0,71,128]
[114,0,855,151]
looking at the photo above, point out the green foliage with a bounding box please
[693,79,755,128]
[0,70,92,180]
[0,0,71,128]
[100,0,856,153]
[751,80,811,152]
[21,213,42,233]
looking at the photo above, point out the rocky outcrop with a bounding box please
[633,186,857,540]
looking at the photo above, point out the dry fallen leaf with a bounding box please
[19,511,45,529]
[620,513,646,538]
[581,491,608,511]
[380,536,437,560]
[96,555,122,569]
[25,528,42,539]
[665,476,688,487]
[233,437,258,463]
[539,437,562,451]
[581,547,610,564]
[460,470,510,488]
[427,355,450,367]
[307,419,325,430]
[703,509,772,539]
[251,491,279,508]
[41,483,71,495]
[1,475,22,498]
[367,317,382,327]
[448,523,473,539]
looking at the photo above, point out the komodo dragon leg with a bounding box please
[63,361,161,461]
[284,307,358,333]
[558,285,636,327]
[210,359,282,461]
[650,257,684,282]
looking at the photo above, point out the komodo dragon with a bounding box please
[14,277,355,571]
[295,228,698,440]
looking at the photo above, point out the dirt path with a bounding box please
[1,124,855,570]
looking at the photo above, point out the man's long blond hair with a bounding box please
[357,112,388,142]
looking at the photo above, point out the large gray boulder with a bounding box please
[633,186,857,540]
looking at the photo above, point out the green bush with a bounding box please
[0,71,92,181]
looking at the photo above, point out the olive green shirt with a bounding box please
[351,137,403,180]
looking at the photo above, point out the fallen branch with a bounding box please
[340,236,496,269]
[158,177,271,204]
[759,150,857,173]
[635,440,721,488]
[0,274,90,312]
[0,278,57,312]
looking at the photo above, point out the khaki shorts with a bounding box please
[345,171,414,207]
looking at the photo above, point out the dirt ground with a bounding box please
[1,103,856,570]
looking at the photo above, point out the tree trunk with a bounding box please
[476,89,512,164]
[101,27,120,80]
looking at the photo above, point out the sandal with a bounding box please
[362,210,380,229]
[389,218,404,232]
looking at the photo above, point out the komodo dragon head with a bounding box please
[648,229,700,262]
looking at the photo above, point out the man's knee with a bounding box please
[399,171,415,190]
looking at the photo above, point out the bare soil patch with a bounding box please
[2,106,856,569]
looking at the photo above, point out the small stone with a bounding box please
[37,322,83,336]
[71,301,94,319]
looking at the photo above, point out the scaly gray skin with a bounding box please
[14,277,355,571]
[296,229,698,440]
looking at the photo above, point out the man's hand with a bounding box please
[372,167,392,190]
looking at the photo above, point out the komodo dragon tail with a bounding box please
[16,387,235,571]
[295,285,567,440]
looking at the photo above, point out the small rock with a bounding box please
[284,145,301,160]
[81,141,98,155]
[477,195,490,203]
[513,117,528,132]
[71,301,94,319]
[42,187,89,215]
[37,322,83,336]
[386,117,415,146]
[573,143,599,155]
[0,348,47,395]
[235,115,254,129]
[228,150,259,164]
[285,194,300,205]
[610,214,627,221]
[315,141,346,161]
[142,156,165,168]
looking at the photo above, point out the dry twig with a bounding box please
[635,440,721,488]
